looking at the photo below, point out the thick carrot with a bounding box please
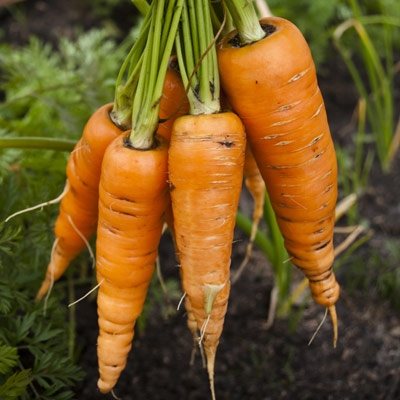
[36,103,122,300]
[96,133,170,393]
[168,112,246,397]
[217,17,339,344]
[232,144,266,283]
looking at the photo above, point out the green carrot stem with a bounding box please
[131,0,150,16]
[111,11,152,129]
[176,0,220,115]
[188,0,200,61]
[263,191,291,302]
[129,0,184,149]
[0,137,75,152]
[175,33,199,110]
[224,0,265,44]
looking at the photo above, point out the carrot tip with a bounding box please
[35,281,50,301]
[328,305,338,348]
[205,347,217,400]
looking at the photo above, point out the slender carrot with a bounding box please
[168,112,246,398]
[96,133,170,393]
[170,1,246,397]
[217,16,339,345]
[232,144,266,283]
[36,103,122,300]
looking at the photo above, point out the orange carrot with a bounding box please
[36,58,189,301]
[96,133,170,393]
[158,56,189,141]
[232,144,266,283]
[168,112,246,396]
[36,103,122,300]
[217,16,339,344]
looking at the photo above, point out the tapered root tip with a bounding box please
[35,280,50,301]
[328,305,338,348]
[205,346,217,400]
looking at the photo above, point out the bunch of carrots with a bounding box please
[26,0,340,398]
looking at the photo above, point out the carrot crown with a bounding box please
[111,0,184,149]
[224,0,265,45]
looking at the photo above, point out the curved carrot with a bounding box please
[217,17,339,344]
[168,112,246,394]
[232,144,266,283]
[36,103,122,300]
[96,133,170,393]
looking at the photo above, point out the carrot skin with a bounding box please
[158,56,189,141]
[37,59,188,300]
[96,133,170,393]
[217,17,339,309]
[36,103,122,300]
[168,112,246,385]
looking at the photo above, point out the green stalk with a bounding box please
[175,3,198,110]
[188,0,200,61]
[262,191,291,308]
[131,2,160,141]
[111,11,152,129]
[0,137,75,152]
[175,34,198,111]
[176,0,220,114]
[131,0,150,16]
[223,0,265,44]
[196,0,213,109]
[180,2,196,83]
[334,10,399,172]
[129,0,184,149]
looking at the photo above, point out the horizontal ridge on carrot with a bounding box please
[217,15,339,345]
[96,132,170,393]
[95,0,184,392]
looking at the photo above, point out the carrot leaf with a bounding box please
[175,0,220,115]
[128,0,184,149]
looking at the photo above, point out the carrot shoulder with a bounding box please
[217,17,339,342]
[168,111,246,391]
[96,133,170,393]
